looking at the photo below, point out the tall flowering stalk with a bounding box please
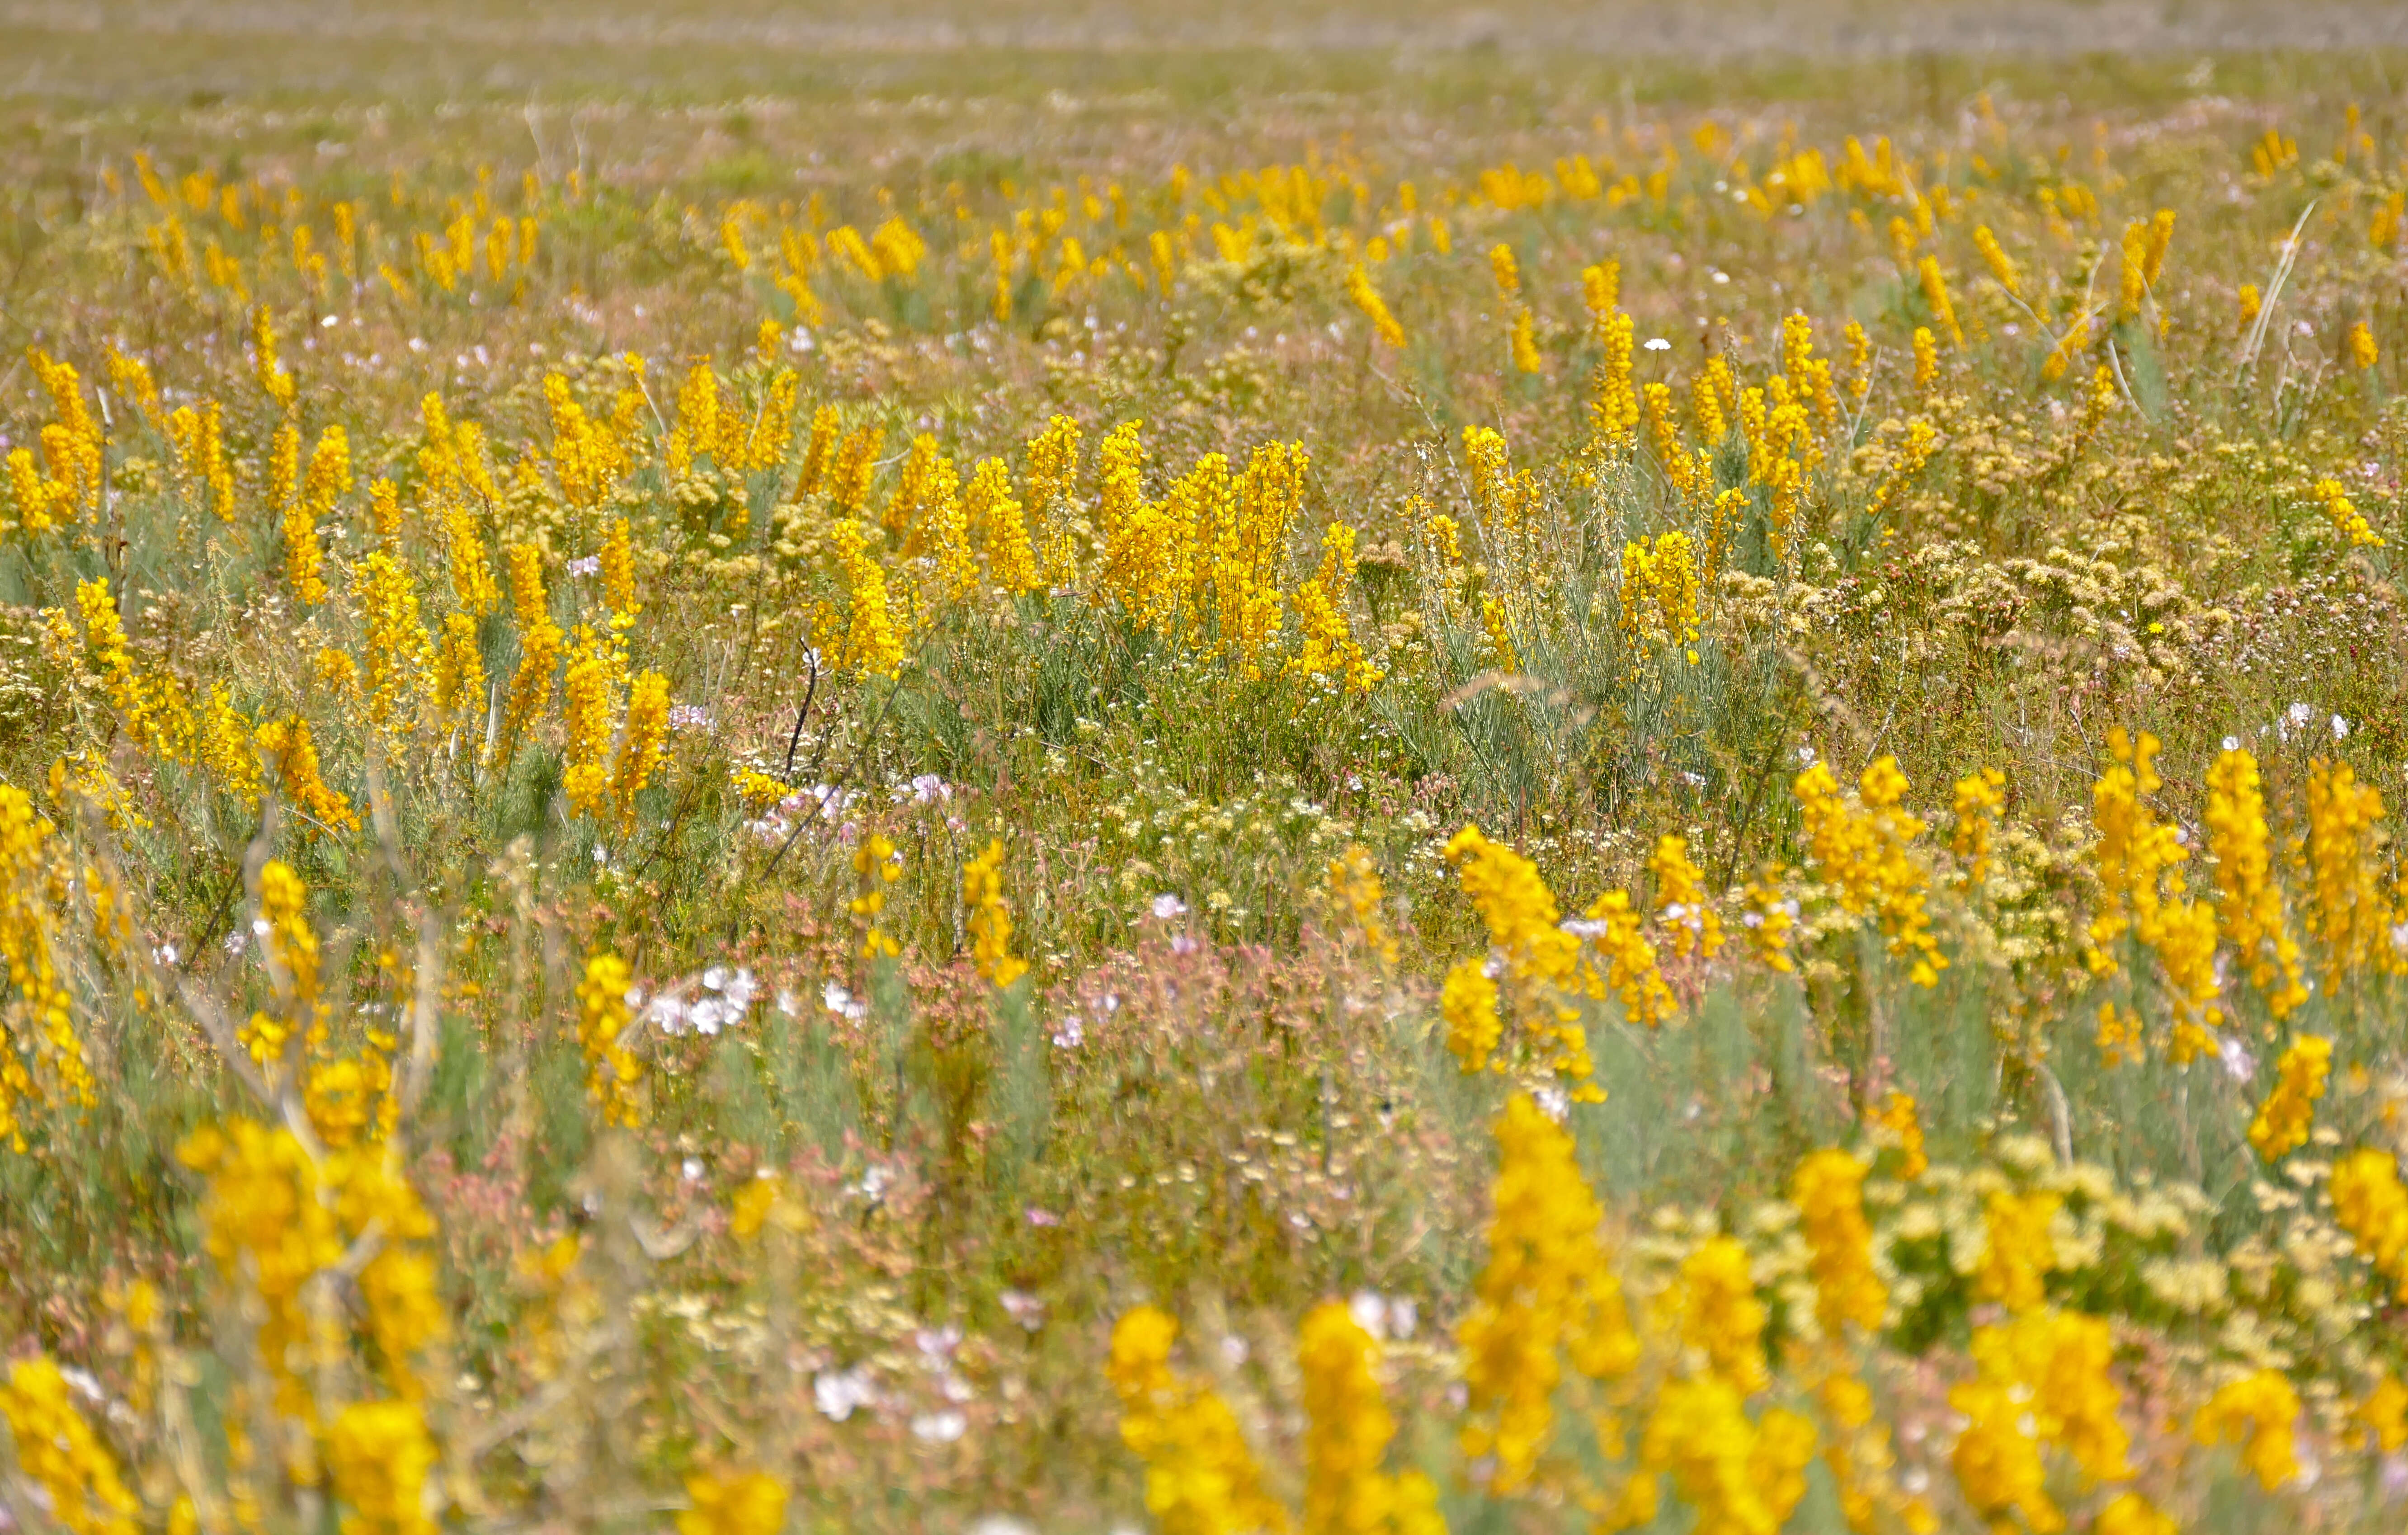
[0,1357,140,1535]
[1793,755,1944,986]
[0,787,79,1149]
[1457,1093,1639,1494]
[1108,1307,1291,1535]
[2331,1148,2408,1299]
[962,839,1027,987]
[2205,748,2307,1017]
[1297,1303,1443,1535]
[575,951,644,1126]
[2302,758,2394,986]
[2248,1036,2332,1160]
[2087,729,2220,1061]
[1440,826,1599,1092]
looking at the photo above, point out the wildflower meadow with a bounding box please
[6,8,2408,1533]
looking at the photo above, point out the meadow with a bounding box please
[4,10,2408,1533]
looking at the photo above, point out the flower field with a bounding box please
[6,15,2408,1534]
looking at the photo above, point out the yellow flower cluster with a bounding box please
[2302,757,2396,984]
[238,857,323,1076]
[1793,755,1944,985]
[1634,1375,1816,1535]
[49,579,193,768]
[1458,1094,1638,1492]
[1791,1150,1885,1334]
[1441,825,1597,1088]
[677,1470,790,1535]
[1951,1307,2129,1532]
[1322,844,1399,965]
[174,1120,338,1418]
[1674,1236,1769,1392]
[9,349,104,530]
[358,551,435,734]
[0,1356,140,1535]
[2087,729,2219,1061]
[1108,1306,1291,1535]
[851,833,903,958]
[1974,1188,2059,1313]
[1297,1302,1444,1535]
[2247,1035,2332,1161]
[575,951,645,1126]
[560,636,615,817]
[2314,476,2384,547]
[2330,1147,2408,1299]
[1343,264,1406,349]
[285,424,352,605]
[1646,834,1723,961]
[1949,768,2004,886]
[1617,531,1702,655]
[0,786,79,1147]
[1580,887,1675,1031]
[497,543,564,764]
[829,518,905,679]
[328,1398,438,1535]
[2205,748,2308,1017]
[962,839,1028,987]
[1866,1091,1927,1178]
[1289,524,1382,695]
[2192,1370,2301,1490]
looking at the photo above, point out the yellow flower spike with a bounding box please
[1107,1307,1291,1535]
[1792,1149,1885,1334]
[1638,1376,1814,1535]
[2356,1373,2408,1454]
[257,716,358,833]
[0,1357,141,1535]
[1459,1094,1639,1493]
[1588,308,1640,450]
[851,833,903,958]
[1675,1235,1769,1392]
[1948,768,2005,887]
[251,304,296,407]
[2314,476,2384,548]
[1619,533,1703,655]
[1344,263,1405,349]
[2193,1370,2302,1490]
[2248,1036,2333,1160]
[2094,1493,2178,1535]
[1793,755,1945,985]
[2205,748,2308,1017]
[2087,728,2220,1059]
[829,519,904,679]
[1646,835,1723,961]
[574,951,643,1126]
[2347,320,2378,370]
[1444,825,1606,1085]
[962,839,1028,988]
[1916,256,1962,347]
[1948,1374,2056,1533]
[1507,306,1541,374]
[2331,1148,2408,1300]
[1298,1302,1441,1535]
[964,456,1038,595]
[1973,224,2021,297]
[1973,1188,2059,1313]
[1486,242,1519,295]
[358,552,435,735]
[327,1399,438,1535]
[678,1470,788,1535]
[1910,326,1938,393]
